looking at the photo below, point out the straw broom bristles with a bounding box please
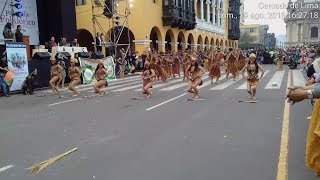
[27,147,78,173]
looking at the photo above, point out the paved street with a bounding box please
[0,65,316,180]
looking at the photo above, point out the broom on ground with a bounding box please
[27,147,78,174]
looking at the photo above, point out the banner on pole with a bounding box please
[6,42,29,91]
[79,56,116,84]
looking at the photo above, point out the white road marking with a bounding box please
[160,76,209,91]
[0,165,14,173]
[265,71,285,89]
[87,81,141,93]
[44,76,141,93]
[48,98,83,107]
[146,93,188,111]
[210,77,241,90]
[44,84,92,93]
[73,77,142,92]
[292,70,306,86]
[133,78,183,92]
[236,70,270,89]
[198,80,214,89]
[197,74,227,90]
[112,83,143,92]
[159,82,188,91]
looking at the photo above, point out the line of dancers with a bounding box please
[48,48,264,100]
[49,58,108,97]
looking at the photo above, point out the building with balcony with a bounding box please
[75,0,238,54]
[285,0,320,47]
[227,0,241,40]
[266,33,276,50]
[239,0,244,25]
[239,24,269,49]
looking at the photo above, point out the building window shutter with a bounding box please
[311,27,318,38]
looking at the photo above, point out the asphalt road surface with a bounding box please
[0,65,316,180]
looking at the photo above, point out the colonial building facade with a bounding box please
[266,33,276,50]
[75,0,240,53]
[228,0,241,40]
[239,24,269,49]
[239,0,244,25]
[285,0,320,47]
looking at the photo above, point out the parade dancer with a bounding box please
[159,54,169,82]
[172,52,181,78]
[93,60,108,96]
[117,48,126,79]
[277,55,284,71]
[237,49,246,73]
[165,53,174,78]
[186,57,206,99]
[225,48,238,81]
[141,61,155,98]
[154,52,162,81]
[241,53,265,100]
[49,58,63,95]
[149,51,156,77]
[68,58,81,96]
[183,50,192,82]
[57,56,66,88]
[203,50,210,71]
[209,48,223,84]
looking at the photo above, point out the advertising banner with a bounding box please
[0,0,39,45]
[79,56,116,84]
[6,42,29,91]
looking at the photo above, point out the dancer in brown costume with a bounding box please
[237,49,246,72]
[49,58,63,95]
[225,48,238,81]
[207,49,214,71]
[153,52,161,80]
[241,53,265,100]
[165,53,174,78]
[68,58,81,96]
[93,60,108,96]
[117,48,126,79]
[186,57,206,99]
[210,48,223,84]
[159,54,169,82]
[203,50,210,71]
[142,61,155,98]
[154,52,162,80]
[277,55,284,71]
[183,51,192,82]
[149,51,157,78]
[172,52,181,78]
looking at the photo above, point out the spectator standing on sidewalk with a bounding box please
[0,55,9,97]
[287,79,320,176]
[95,33,103,52]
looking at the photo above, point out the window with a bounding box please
[311,27,318,38]
[76,0,86,6]
[250,28,254,32]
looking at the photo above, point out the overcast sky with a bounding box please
[243,0,288,35]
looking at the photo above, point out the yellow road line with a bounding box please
[277,70,292,180]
